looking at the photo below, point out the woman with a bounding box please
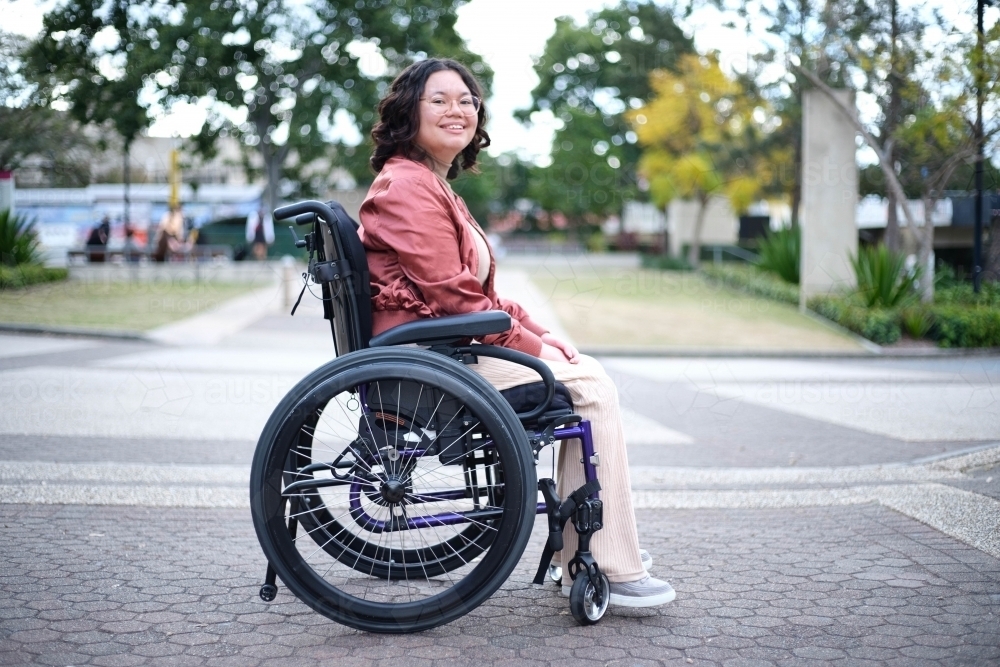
[358,58,674,608]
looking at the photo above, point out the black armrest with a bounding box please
[368,311,512,347]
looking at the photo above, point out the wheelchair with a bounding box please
[250,200,610,633]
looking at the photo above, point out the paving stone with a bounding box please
[3,477,1000,667]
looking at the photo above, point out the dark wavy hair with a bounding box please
[370,58,490,180]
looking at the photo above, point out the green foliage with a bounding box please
[29,0,486,211]
[850,244,918,308]
[927,306,1000,348]
[0,264,68,290]
[0,209,42,266]
[755,226,800,284]
[521,1,693,225]
[934,280,1000,308]
[0,31,95,181]
[900,306,934,339]
[28,1,152,149]
[808,295,901,345]
[641,253,693,272]
[522,1,692,121]
[528,108,635,224]
[701,262,799,304]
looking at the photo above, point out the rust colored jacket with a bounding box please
[358,156,548,356]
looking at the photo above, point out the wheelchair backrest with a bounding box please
[274,199,372,356]
[318,200,372,355]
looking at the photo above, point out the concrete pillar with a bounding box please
[800,89,858,307]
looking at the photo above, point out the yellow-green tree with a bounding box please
[627,53,768,267]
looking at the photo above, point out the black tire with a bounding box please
[250,347,536,633]
[569,572,610,625]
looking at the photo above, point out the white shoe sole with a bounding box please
[551,553,651,578]
[560,584,676,607]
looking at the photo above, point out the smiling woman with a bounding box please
[355,57,676,610]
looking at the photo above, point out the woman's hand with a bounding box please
[540,333,580,364]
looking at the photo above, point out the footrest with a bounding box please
[532,478,603,585]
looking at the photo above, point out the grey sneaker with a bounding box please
[550,549,652,582]
[561,574,675,607]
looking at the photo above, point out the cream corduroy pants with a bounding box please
[467,353,645,583]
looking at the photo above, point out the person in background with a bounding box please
[84,215,111,262]
[246,207,274,260]
[153,204,187,262]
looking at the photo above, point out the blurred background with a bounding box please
[1,0,999,350]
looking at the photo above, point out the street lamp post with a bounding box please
[974,0,985,293]
[974,0,995,292]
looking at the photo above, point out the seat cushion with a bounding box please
[499,381,573,416]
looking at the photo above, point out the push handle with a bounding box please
[273,200,338,223]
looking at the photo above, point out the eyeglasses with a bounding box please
[420,95,481,116]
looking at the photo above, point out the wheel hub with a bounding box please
[380,478,406,504]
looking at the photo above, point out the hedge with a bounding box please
[808,295,901,345]
[926,305,1000,348]
[640,253,693,271]
[0,264,69,289]
[701,262,799,305]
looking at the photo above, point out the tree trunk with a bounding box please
[687,195,708,268]
[885,190,900,252]
[981,213,1000,283]
[790,125,801,229]
[257,136,289,222]
[123,140,131,226]
[918,195,936,303]
[884,0,901,253]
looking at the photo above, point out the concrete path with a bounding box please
[1,269,999,666]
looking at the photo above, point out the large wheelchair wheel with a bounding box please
[250,347,537,633]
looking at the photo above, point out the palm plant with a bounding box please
[0,209,42,266]
[851,244,919,308]
[756,225,800,284]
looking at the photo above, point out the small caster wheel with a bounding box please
[569,572,610,625]
[259,584,277,602]
[548,564,562,584]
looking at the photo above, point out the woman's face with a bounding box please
[415,69,479,165]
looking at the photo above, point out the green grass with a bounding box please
[0,278,256,331]
[0,264,69,289]
[530,267,863,351]
[701,262,799,305]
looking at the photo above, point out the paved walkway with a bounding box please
[1,263,999,665]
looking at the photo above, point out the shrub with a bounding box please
[900,306,934,339]
[756,226,800,284]
[809,295,901,345]
[641,253,693,271]
[0,209,42,266]
[701,262,799,304]
[0,264,68,289]
[927,305,1000,348]
[850,244,918,308]
[935,280,1000,308]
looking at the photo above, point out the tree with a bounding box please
[27,0,487,214]
[135,0,488,214]
[28,1,155,218]
[748,0,876,229]
[519,0,694,227]
[627,53,766,266]
[527,107,634,229]
[0,30,94,186]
